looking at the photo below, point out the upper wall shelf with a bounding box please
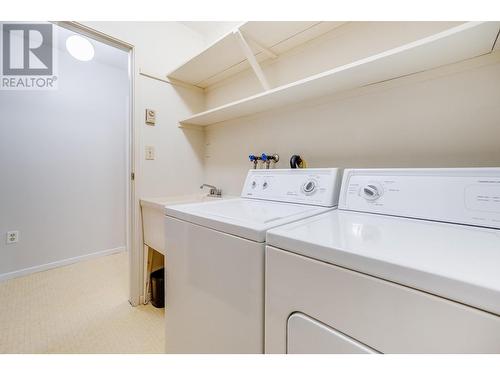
[179,22,500,127]
[168,21,346,88]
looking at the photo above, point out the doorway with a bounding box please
[0,21,134,286]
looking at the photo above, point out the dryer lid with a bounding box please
[267,209,500,315]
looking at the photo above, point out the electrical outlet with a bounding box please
[145,146,155,160]
[6,231,19,244]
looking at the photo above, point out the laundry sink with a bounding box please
[140,193,231,254]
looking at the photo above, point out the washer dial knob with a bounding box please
[302,179,317,195]
[361,183,383,201]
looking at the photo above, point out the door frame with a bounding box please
[55,21,142,306]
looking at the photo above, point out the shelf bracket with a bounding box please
[139,69,203,93]
[493,27,500,50]
[233,29,271,91]
[240,31,278,60]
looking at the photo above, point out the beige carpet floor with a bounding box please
[0,252,165,353]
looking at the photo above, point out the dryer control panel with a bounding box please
[241,168,342,207]
[339,168,500,229]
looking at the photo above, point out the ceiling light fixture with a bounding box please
[66,35,95,61]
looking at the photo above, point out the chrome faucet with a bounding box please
[200,184,222,197]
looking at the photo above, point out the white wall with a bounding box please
[82,22,207,198]
[137,77,205,198]
[0,24,129,277]
[201,23,500,194]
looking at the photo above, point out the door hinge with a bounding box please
[131,172,135,181]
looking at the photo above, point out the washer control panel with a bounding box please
[241,168,342,207]
[339,168,500,229]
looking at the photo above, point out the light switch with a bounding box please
[145,146,155,160]
[145,109,156,125]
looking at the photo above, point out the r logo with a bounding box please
[2,23,53,76]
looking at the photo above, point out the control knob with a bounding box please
[302,179,317,195]
[360,183,383,201]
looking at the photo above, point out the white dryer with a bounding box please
[164,168,342,353]
[265,168,500,354]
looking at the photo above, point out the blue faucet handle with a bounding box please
[261,153,268,161]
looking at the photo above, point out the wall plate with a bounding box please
[145,109,156,125]
[6,230,19,244]
[145,146,155,160]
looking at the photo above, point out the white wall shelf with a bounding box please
[168,21,345,88]
[179,22,500,127]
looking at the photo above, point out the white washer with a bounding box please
[164,168,342,353]
[265,168,500,354]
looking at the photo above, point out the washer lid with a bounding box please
[267,210,500,315]
[165,198,332,242]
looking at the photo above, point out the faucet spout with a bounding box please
[200,184,222,197]
[200,184,217,190]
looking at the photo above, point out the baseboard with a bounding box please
[0,246,126,282]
